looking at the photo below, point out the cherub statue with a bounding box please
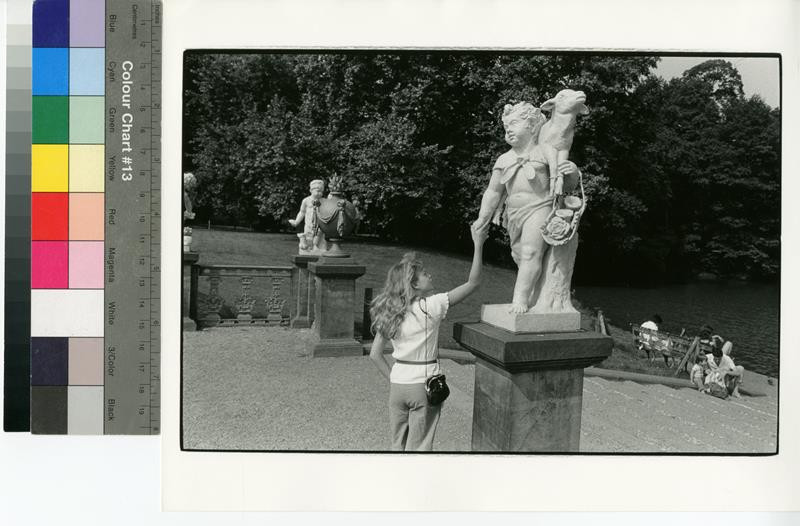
[289,179,326,253]
[473,99,586,314]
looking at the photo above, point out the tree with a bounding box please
[182,53,779,283]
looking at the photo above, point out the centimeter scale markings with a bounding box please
[105,0,161,434]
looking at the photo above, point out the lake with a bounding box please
[574,282,780,377]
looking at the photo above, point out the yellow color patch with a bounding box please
[32,144,69,192]
[69,145,104,192]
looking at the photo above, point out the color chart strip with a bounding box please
[31,0,105,434]
[104,0,162,434]
[4,0,33,432]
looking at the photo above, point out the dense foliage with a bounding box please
[183,53,780,284]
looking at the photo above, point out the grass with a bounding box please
[189,228,682,378]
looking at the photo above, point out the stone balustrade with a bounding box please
[188,264,293,329]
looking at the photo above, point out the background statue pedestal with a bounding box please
[481,304,580,332]
[290,255,319,329]
[307,256,366,357]
[454,321,612,452]
[183,251,200,331]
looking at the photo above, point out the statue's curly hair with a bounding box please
[502,101,545,137]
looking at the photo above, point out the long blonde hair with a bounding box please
[370,252,424,339]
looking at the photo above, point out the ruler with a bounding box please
[104,0,161,434]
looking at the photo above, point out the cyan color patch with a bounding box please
[32,48,69,95]
[69,48,105,95]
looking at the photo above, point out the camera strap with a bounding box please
[420,297,439,380]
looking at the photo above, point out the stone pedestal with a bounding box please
[453,321,612,452]
[481,304,580,332]
[182,252,200,331]
[307,256,366,357]
[290,255,319,329]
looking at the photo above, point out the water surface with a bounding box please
[575,282,780,377]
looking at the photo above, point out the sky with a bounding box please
[653,56,780,108]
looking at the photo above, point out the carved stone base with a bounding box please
[182,251,200,332]
[290,255,319,329]
[472,360,584,451]
[307,256,366,358]
[481,304,580,333]
[454,321,613,452]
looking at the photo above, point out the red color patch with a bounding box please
[32,192,69,240]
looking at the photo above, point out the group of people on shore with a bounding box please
[690,325,746,399]
[640,318,746,399]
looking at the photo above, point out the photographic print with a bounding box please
[179,50,779,454]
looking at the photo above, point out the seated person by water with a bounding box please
[718,341,745,398]
[703,355,729,399]
[638,314,662,361]
[698,324,724,356]
[690,355,706,391]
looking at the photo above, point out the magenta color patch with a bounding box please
[68,241,104,288]
[31,241,69,288]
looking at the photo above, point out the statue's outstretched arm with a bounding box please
[289,198,308,225]
[474,168,505,230]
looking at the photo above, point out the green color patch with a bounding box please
[69,96,104,144]
[32,96,69,144]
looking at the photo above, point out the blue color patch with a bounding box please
[33,48,69,96]
[70,48,105,95]
[33,0,69,48]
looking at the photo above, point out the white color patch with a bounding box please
[31,289,104,337]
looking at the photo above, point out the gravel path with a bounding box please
[183,327,777,453]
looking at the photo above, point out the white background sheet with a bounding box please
[160,0,800,512]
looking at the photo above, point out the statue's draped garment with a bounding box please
[492,149,553,264]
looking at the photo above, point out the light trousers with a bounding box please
[389,382,442,451]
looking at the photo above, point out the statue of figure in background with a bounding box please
[472,93,588,315]
[183,172,197,252]
[289,179,327,254]
[183,172,197,222]
[314,174,363,256]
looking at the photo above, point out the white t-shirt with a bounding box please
[690,363,704,382]
[390,292,449,384]
[718,354,737,374]
[640,320,658,344]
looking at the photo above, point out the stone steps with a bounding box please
[581,378,777,453]
[183,327,776,453]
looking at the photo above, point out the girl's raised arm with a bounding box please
[447,224,488,306]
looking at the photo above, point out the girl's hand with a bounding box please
[288,218,298,226]
[471,222,489,246]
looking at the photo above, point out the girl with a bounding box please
[369,224,488,451]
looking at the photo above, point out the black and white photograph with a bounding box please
[179,50,780,454]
